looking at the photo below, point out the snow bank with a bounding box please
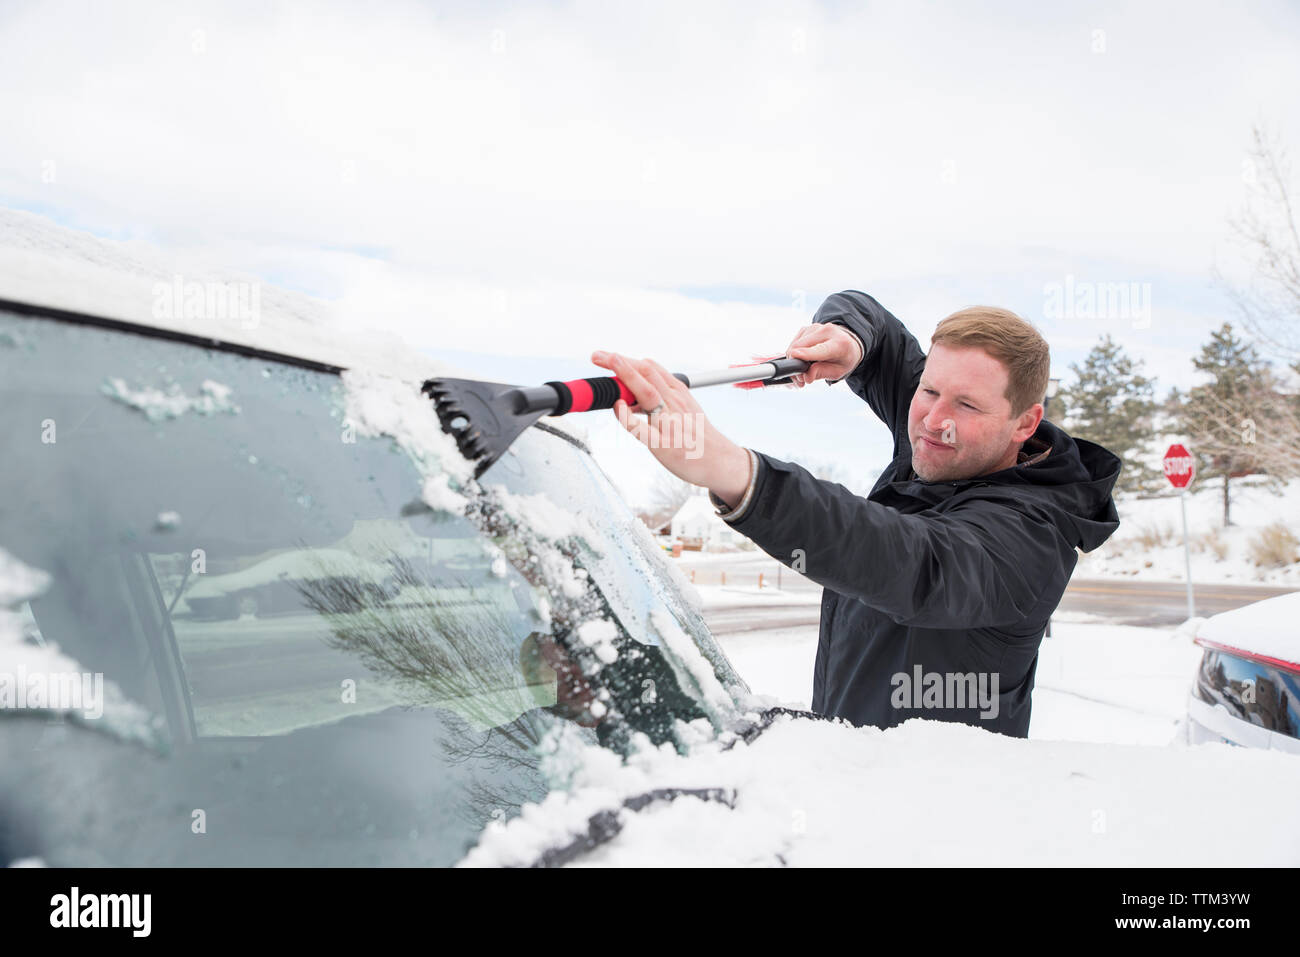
[1086,476,1300,585]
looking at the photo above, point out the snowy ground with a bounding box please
[692,582,821,608]
[692,554,1219,749]
[667,474,1300,586]
[1078,476,1300,586]
[714,613,1205,748]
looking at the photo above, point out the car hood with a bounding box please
[459,710,1300,867]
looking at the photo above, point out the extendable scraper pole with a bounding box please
[423,356,810,478]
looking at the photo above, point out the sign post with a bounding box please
[1163,443,1196,619]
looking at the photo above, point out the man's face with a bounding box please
[907,343,1040,483]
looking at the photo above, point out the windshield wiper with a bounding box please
[524,787,738,868]
[723,705,834,750]
[517,708,829,866]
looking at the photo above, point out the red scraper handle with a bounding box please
[543,377,640,414]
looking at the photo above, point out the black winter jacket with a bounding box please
[720,291,1122,737]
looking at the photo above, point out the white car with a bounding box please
[5,285,1300,867]
[1185,591,1300,755]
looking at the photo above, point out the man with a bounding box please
[592,290,1121,737]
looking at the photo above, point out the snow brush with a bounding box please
[423,356,811,478]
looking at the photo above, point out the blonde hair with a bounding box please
[930,306,1050,418]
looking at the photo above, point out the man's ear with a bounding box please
[1011,403,1043,443]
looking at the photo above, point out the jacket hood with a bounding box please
[994,419,1123,552]
[886,418,1122,553]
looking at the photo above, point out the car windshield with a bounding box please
[0,309,745,866]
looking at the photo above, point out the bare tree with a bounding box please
[1218,122,1300,362]
[1178,344,1299,526]
[1187,122,1300,526]
[637,471,692,531]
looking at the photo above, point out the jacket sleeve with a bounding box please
[813,290,927,459]
[722,452,1070,630]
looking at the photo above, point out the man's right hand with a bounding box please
[786,322,864,387]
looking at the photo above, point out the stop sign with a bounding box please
[1163,443,1195,489]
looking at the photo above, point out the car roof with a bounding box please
[0,206,590,448]
[0,207,449,381]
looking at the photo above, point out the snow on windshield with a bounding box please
[103,377,239,421]
[649,609,734,715]
[338,370,597,618]
[341,368,476,489]
[0,547,166,751]
[3,205,758,859]
[337,370,745,726]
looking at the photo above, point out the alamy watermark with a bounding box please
[0,666,104,719]
[1043,275,1150,329]
[616,406,705,459]
[890,665,1000,720]
[50,887,150,937]
[152,274,261,329]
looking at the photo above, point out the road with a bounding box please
[681,556,1297,633]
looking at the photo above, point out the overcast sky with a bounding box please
[3,0,1298,502]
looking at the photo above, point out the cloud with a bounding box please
[2,0,1298,498]
[2,0,1297,292]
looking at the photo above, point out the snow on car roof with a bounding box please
[1195,590,1300,668]
[0,205,590,447]
[0,207,436,378]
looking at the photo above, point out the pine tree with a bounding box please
[1059,334,1159,494]
[1179,322,1286,526]
[1163,385,1184,413]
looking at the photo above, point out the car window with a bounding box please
[1194,648,1300,740]
[0,310,741,865]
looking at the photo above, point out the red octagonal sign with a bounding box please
[1163,443,1195,489]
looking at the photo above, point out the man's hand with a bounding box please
[590,351,752,507]
[785,322,863,387]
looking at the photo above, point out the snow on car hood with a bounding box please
[1196,590,1300,668]
[461,709,1300,867]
